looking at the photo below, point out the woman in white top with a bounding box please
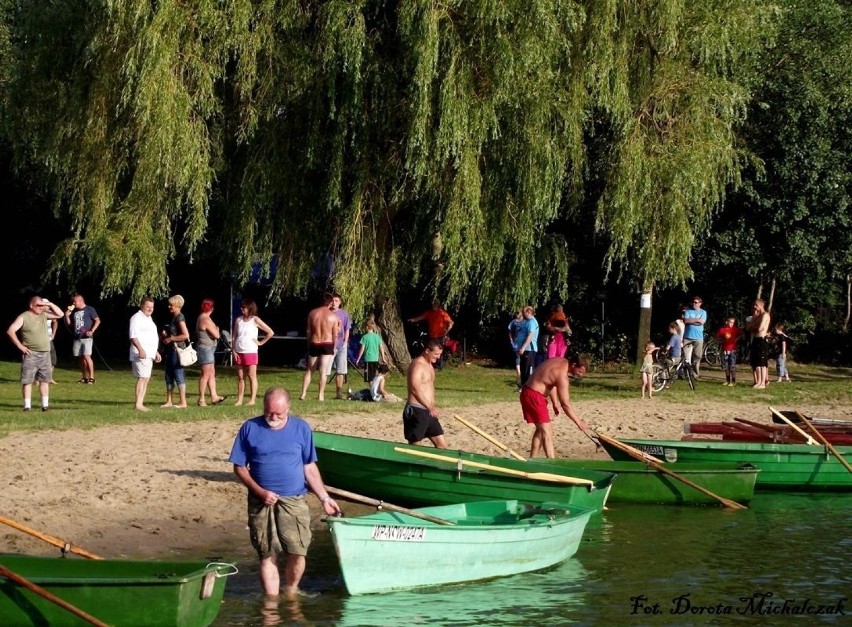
[231,298,274,406]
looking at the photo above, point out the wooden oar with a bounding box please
[0,514,102,560]
[794,411,852,475]
[393,447,595,487]
[453,414,527,461]
[323,486,454,526]
[769,406,817,445]
[594,433,748,510]
[0,565,109,626]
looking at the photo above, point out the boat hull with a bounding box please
[601,438,852,491]
[313,431,615,513]
[327,499,591,595]
[534,459,759,505]
[0,555,234,627]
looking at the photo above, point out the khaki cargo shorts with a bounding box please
[247,494,312,559]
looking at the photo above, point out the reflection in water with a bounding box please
[259,596,283,625]
[213,493,852,625]
[259,594,307,625]
[339,559,588,626]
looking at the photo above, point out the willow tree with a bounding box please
[2,1,775,367]
[579,1,777,361]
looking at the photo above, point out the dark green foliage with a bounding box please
[695,0,852,339]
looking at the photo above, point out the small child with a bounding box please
[355,319,388,383]
[640,341,655,399]
[348,364,401,402]
[665,322,682,365]
[716,317,744,385]
[774,323,792,382]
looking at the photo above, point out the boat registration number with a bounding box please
[371,525,426,542]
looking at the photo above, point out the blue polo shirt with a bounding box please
[228,416,317,496]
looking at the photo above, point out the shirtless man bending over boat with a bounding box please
[403,339,448,448]
[520,355,590,458]
[299,294,340,401]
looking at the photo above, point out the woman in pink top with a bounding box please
[231,298,274,406]
[545,304,572,359]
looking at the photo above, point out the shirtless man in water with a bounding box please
[299,294,340,401]
[520,355,590,458]
[403,339,448,448]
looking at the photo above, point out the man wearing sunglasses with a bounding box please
[6,295,64,411]
[682,296,707,376]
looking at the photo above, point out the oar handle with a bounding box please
[393,446,594,486]
[0,565,109,627]
[595,432,747,510]
[769,407,817,445]
[0,515,102,560]
[323,486,454,525]
[453,414,527,461]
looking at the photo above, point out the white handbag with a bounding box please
[176,342,198,367]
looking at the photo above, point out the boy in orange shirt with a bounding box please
[715,317,743,385]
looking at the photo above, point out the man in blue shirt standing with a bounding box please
[517,305,540,387]
[682,295,707,375]
[229,387,342,598]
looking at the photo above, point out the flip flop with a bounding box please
[212,396,227,405]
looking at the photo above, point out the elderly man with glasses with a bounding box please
[6,295,64,411]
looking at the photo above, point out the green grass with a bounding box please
[1,359,849,437]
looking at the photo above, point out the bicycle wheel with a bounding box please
[703,339,721,367]
[651,364,669,393]
[442,349,462,367]
[684,362,696,391]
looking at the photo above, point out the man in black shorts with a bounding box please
[403,339,448,448]
[299,294,340,401]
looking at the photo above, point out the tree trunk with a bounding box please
[635,286,654,364]
[844,273,851,333]
[767,277,776,312]
[374,294,411,373]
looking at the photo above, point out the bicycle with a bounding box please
[703,336,748,368]
[441,337,463,367]
[702,337,721,367]
[408,325,462,367]
[652,345,697,392]
[408,329,429,357]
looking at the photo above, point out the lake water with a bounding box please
[211,493,852,626]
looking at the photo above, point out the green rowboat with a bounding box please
[600,438,852,491]
[327,499,592,595]
[530,458,759,505]
[0,555,236,626]
[313,431,615,512]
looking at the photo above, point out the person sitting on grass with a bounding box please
[349,364,401,402]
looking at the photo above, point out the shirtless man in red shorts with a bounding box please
[520,355,590,458]
[299,294,340,401]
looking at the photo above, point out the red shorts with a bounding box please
[520,386,551,424]
[234,352,259,366]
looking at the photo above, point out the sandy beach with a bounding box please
[2,397,850,559]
